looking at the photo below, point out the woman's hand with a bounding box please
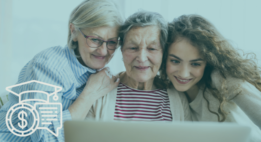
[68,68,120,120]
[81,68,120,101]
[211,70,243,99]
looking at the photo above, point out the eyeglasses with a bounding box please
[79,29,120,50]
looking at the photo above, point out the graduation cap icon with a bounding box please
[6,80,62,103]
[5,80,63,137]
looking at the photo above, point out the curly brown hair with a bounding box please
[161,14,261,122]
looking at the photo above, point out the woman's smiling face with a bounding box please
[121,26,162,83]
[166,38,206,92]
[72,26,119,69]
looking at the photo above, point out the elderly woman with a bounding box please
[85,11,191,122]
[0,0,122,141]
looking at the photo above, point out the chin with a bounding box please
[89,65,103,70]
[91,62,107,70]
[173,84,190,92]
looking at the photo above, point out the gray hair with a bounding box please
[119,11,168,49]
[68,0,124,50]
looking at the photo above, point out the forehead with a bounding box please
[169,38,203,60]
[82,26,119,37]
[124,26,160,43]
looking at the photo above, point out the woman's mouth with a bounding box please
[175,76,192,84]
[92,54,105,60]
[135,66,150,71]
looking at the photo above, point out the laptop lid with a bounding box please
[64,121,250,142]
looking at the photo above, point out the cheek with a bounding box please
[78,37,97,55]
[192,67,205,78]
[79,43,95,55]
[166,61,177,75]
[122,51,136,67]
[151,53,162,67]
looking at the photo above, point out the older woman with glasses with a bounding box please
[0,0,123,141]
[84,11,191,122]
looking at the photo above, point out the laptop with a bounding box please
[64,120,250,142]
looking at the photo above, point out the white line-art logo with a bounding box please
[5,80,62,137]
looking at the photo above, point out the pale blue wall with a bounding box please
[1,0,260,94]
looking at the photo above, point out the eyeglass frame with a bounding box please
[78,28,120,50]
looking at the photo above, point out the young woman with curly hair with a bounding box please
[161,14,261,141]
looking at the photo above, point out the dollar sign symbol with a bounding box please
[18,110,28,129]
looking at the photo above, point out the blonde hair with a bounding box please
[67,0,123,50]
[162,14,261,121]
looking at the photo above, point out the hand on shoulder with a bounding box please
[81,68,120,101]
[211,70,244,99]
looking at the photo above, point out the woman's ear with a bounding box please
[70,23,77,42]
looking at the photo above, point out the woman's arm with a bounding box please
[233,81,261,128]
[211,70,261,128]
[68,68,120,120]
[0,55,119,142]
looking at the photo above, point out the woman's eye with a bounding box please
[108,41,117,45]
[148,48,156,51]
[191,63,201,67]
[170,60,180,64]
[91,38,101,43]
[129,47,138,50]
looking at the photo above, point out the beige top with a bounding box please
[187,70,261,142]
[86,86,191,122]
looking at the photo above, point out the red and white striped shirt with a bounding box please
[114,83,172,121]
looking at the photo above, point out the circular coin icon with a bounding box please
[6,103,39,137]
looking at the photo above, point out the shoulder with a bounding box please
[167,87,185,101]
[24,46,71,77]
[167,87,179,96]
[31,46,68,69]
[17,46,70,85]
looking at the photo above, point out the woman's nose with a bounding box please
[179,65,190,78]
[136,48,148,62]
[96,42,107,56]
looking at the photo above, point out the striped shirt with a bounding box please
[114,83,172,121]
[0,45,96,142]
